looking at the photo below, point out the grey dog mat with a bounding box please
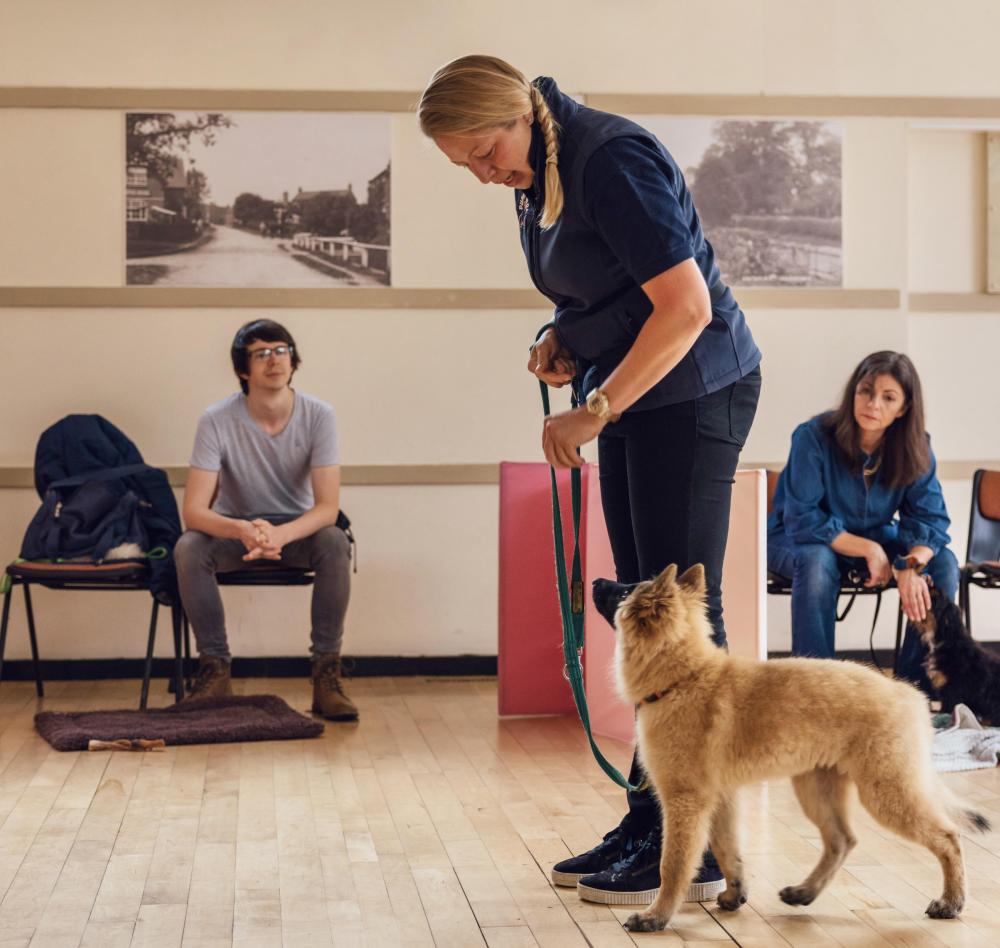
[34,695,324,751]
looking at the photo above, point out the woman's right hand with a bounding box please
[864,542,892,588]
[528,328,575,387]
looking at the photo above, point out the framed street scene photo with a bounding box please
[126,110,391,286]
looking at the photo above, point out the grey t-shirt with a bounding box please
[190,391,340,518]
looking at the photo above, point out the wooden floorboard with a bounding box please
[0,676,996,946]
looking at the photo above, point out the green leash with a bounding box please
[540,380,643,792]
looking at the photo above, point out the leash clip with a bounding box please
[562,647,583,681]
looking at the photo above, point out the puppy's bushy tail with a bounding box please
[944,792,992,834]
[959,809,992,834]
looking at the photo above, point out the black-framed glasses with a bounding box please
[248,345,294,363]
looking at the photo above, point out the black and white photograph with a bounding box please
[125,111,391,286]
[641,117,843,287]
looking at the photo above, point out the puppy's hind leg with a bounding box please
[779,768,856,907]
[623,792,713,933]
[856,775,966,919]
[709,793,748,911]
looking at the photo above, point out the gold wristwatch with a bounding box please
[586,387,620,423]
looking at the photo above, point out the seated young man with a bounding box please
[175,318,356,719]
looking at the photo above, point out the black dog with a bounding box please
[592,577,635,628]
[916,589,1000,725]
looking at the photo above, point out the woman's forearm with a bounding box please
[830,532,877,558]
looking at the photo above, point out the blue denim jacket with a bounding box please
[768,415,951,555]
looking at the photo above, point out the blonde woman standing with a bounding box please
[419,56,761,906]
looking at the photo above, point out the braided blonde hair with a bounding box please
[418,55,564,228]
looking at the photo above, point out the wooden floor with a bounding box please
[1,677,1000,947]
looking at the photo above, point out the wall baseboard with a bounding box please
[3,648,996,687]
[0,654,498,683]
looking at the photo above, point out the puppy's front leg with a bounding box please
[624,795,712,933]
[710,793,747,911]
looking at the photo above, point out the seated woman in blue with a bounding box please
[768,350,958,685]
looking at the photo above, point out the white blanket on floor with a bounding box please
[932,704,1000,772]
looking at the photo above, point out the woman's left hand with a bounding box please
[894,566,932,622]
[542,406,606,469]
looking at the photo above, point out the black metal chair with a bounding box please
[0,560,185,709]
[959,469,1000,634]
[765,470,905,671]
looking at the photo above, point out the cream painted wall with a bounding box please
[4,1,1000,97]
[1,0,998,660]
[0,483,499,660]
[0,110,123,286]
[842,120,908,289]
[0,307,563,467]
[908,131,987,293]
[910,313,1000,460]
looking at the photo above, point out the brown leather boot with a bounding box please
[311,652,358,721]
[180,656,233,703]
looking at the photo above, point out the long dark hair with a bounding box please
[823,351,929,489]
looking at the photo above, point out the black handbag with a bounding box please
[20,464,152,563]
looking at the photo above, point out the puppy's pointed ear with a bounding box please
[677,563,706,595]
[651,564,678,591]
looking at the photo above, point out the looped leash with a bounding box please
[540,380,643,792]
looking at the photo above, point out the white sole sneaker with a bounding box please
[576,876,726,905]
[551,869,583,887]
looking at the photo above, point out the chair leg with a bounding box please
[892,602,905,676]
[0,584,12,689]
[171,606,185,702]
[183,613,192,688]
[140,600,159,711]
[963,579,973,635]
[22,584,43,698]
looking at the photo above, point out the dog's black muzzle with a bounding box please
[592,578,636,628]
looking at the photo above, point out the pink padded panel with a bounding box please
[497,463,766,737]
[581,476,634,743]
[497,462,590,715]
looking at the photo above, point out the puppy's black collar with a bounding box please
[637,671,697,708]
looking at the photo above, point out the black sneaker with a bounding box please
[551,826,627,886]
[576,834,726,906]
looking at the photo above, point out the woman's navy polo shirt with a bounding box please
[768,415,951,555]
[516,77,760,411]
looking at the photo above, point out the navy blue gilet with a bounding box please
[516,77,761,411]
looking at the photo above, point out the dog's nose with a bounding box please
[592,578,635,629]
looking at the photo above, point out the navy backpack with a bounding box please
[20,415,182,603]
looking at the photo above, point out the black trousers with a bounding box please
[596,366,761,836]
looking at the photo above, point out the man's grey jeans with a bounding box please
[174,525,351,660]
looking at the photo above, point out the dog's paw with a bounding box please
[779,885,816,906]
[926,898,962,919]
[717,882,748,912]
[623,912,668,932]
